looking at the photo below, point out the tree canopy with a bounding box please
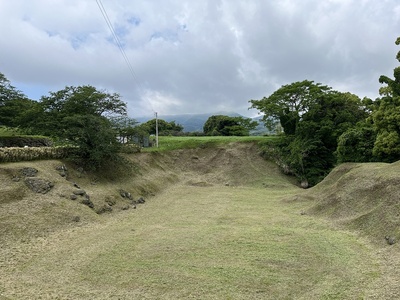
[19,85,127,169]
[137,119,183,136]
[203,115,258,136]
[249,80,332,135]
[250,81,367,186]
[372,37,400,161]
[0,72,36,127]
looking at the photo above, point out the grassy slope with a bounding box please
[303,161,400,244]
[296,161,400,299]
[0,137,398,299]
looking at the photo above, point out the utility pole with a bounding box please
[155,112,159,148]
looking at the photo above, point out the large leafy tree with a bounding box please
[251,81,367,186]
[0,72,23,106]
[138,119,184,136]
[292,91,367,184]
[372,37,400,161]
[22,85,127,169]
[0,72,36,127]
[203,115,258,136]
[25,85,126,136]
[249,80,332,134]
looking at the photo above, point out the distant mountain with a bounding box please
[135,111,243,133]
[250,115,271,136]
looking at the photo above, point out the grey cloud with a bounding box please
[0,0,399,118]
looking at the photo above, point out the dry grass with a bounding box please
[0,141,399,299]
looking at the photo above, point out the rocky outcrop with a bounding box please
[24,177,54,194]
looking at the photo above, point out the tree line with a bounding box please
[0,74,256,168]
[250,37,400,186]
[1,36,399,182]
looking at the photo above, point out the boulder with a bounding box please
[24,178,54,194]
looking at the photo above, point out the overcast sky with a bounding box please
[1,0,399,118]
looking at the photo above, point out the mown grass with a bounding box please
[143,135,274,152]
[0,140,393,299]
[0,184,379,299]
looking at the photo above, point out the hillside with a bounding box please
[299,161,400,244]
[1,142,400,298]
[0,142,290,244]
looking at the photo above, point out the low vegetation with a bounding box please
[144,135,270,152]
[0,141,399,298]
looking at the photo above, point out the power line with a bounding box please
[95,0,155,113]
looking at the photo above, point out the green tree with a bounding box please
[0,72,23,106]
[249,80,332,134]
[138,119,183,136]
[25,85,126,136]
[203,115,258,136]
[62,114,121,169]
[372,37,400,161]
[251,81,367,186]
[109,116,139,143]
[22,85,127,169]
[0,72,36,127]
[336,123,376,163]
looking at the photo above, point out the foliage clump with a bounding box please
[250,81,367,186]
[251,37,400,186]
[203,115,258,136]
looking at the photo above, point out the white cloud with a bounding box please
[0,0,399,118]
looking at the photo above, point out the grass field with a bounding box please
[143,135,272,152]
[0,138,399,299]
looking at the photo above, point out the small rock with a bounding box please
[70,194,78,200]
[73,189,86,196]
[81,198,94,209]
[121,205,130,210]
[300,180,309,189]
[56,165,68,171]
[385,236,396,245]
[96,204,112,214]
[73,182,80,188]
[119,189,127,198]
[137,197,145,204]
[72,216,80,222]
[119,189,133,200]
[105,198,116,206]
